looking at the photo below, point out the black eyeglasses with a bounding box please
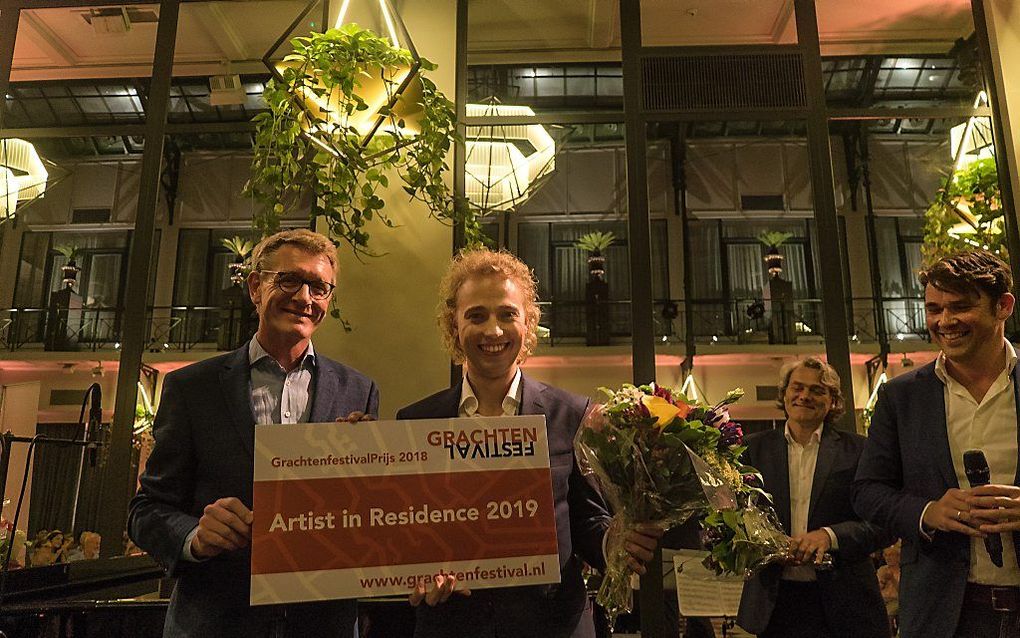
[259,270,335,300]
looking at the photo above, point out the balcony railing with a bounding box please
[5,297,1019,353]
[0,305,256,353]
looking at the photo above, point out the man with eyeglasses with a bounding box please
[129,229,378,638]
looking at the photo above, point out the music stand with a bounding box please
[671,550,745,638]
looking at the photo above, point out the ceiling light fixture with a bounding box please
[0,138,49,223]
[465,99,556,213]
[268,0,425,149]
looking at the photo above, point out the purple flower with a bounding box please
[717,421,744,448]
[652,385,675,404]
[704,407,731,428]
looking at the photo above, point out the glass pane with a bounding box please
[83,254,121,307]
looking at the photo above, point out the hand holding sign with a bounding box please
[192,497,253,559]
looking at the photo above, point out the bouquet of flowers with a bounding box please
[575,383,789,622]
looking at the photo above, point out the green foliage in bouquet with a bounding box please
[701,501,788,576]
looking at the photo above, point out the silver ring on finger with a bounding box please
[956,510,963,521]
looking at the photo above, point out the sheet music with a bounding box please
[672,550,744,618]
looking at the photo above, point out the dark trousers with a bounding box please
[759,580,830,638]
[954,584,1020,638]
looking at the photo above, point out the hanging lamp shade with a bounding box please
[0,138,49,221]
[465,101,557,212]
[264,0,425,150]
[274,58,425,143]
[950,91,994,171]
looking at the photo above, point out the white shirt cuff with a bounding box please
[181,526,203,562]
[822,526,839,550]
[919,501,937,541]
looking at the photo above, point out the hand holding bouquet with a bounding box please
[575,383,789,622]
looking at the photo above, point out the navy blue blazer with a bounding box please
[128,343,379,638]
[737,426,890,637]
[395,374,611,638]
[853,361,1020,638]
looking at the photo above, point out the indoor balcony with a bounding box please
[0,304,256,355]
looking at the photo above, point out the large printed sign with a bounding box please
[250,416,560,605]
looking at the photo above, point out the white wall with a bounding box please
[1,382,41,532]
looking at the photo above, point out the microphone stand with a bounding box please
[70,383,102,534]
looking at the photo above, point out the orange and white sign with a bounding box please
[250,416,559,605]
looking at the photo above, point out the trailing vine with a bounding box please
[246,24,480,255]
[921,158,1005,264]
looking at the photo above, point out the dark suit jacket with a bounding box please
[853,361,1020,638]
[738,426,890,638]
[128,343,379,638]
[395,374,611,638]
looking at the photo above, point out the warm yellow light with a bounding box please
[465,103,556,211]
[680,373,699,403]
[865,372,887,412]
[950,91,994,171]
[0,138,49,219]
[276,59,424,141]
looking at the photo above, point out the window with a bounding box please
[516,219,668,341]
[173,228,260,346]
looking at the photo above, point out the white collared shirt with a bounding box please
[459,369,523,417]
[782,422,838,582]
[934,341,1020,586]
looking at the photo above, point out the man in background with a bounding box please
[738,357,889,638]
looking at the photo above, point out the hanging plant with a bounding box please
[922,158,1005,264]
[246,24,480,255]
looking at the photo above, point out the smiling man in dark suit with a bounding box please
[854,250,1020,638]
[397,248,661,638]
[129,229,378,638]
[737,357,889,638]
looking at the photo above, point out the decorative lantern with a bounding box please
[0,138,49,222]
[465,99,557,213]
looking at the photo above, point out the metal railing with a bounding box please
[0,305,256,353]
[6,296,1020,353]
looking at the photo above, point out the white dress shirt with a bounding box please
[782,422,839,582]
[459,369,523,418]
[933,341,1020,586]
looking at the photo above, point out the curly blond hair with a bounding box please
[250,229,338,275]
[438,249,541,364]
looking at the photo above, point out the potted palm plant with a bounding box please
[575,231,616,346]
[220,236,255,286]
[575,231,616,281]
[54,244,81,289]
[757,231,793,277]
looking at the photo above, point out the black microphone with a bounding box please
[86,383,102,467]
[963,449,1004,568]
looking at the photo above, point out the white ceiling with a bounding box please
[6,0,976,81]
